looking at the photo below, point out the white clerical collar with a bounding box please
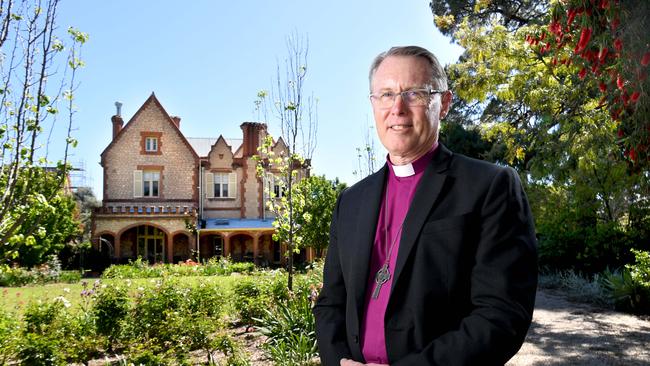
[391,162,415,177]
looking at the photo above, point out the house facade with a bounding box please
[91,93,310,266]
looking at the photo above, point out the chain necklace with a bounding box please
[371,186,404,300]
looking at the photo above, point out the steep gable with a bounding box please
[100,93,198,162]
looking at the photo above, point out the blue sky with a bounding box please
[53,0,463,199]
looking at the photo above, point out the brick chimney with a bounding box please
[171,116,181,128]
[240,122,266,157]
[111,101,124,140]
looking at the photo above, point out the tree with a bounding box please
[0,0,87,265]
[429,0,650,272]
[292,176,345,258]
[255,32,318,290]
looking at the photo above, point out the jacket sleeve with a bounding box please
[394,167,538,366]
[313,192,354,366]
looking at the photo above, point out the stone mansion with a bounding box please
[91,93,311,265]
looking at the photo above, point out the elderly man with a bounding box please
[313,46,537,366]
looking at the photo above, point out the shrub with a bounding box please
[92,282,130,348]
[101,256,257,279]
[0,309,19,364]
[17,332,65,366]
[232,278,272,329]
[257,293,318,365]
[602,249,650,314]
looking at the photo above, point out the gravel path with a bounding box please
[507,289,650,366]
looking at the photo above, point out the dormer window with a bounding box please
[140,131,163,155]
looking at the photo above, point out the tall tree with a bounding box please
[0,0,87,265]
[255,32,318,290]
[429,0,649,271]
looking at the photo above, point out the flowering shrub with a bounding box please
[531,0,650,167]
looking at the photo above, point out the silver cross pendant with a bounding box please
[372,263,391,299]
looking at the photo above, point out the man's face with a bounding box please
[370,55,451,164]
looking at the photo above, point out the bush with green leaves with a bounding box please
[17,298,91,365]
[102,256,255,279]
[232,277,272,329]
[0,256,82,287]
[92,282,130,348]
[0,309,19,365]
[602,249,650,313]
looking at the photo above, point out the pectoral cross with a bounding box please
[372,263,391,299]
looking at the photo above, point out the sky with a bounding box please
[52,0,464,199]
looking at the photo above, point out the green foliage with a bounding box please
[431,0,650,274]
[101,256,255,279]
[232,278,272,328]
[0,258,82,286]
[1,168,82,267]
[0,309,19,364]
[602,249,650,313]
[292,175,345,257]
[258,297,317,365]
[0,0,87,268]
[92,282,130,347]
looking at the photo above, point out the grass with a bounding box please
[0,274,250,315]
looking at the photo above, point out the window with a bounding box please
[143,171,160,197]
[205,172,237,199]
[145,137,158,152]
[140,132,162,155]
[267,174,286,198]
[214,173,229,198]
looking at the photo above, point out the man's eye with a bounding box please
[380,92,395,99]
[406,90,424,99]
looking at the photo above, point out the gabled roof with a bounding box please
[100,93,199,162]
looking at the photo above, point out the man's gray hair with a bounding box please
[369,46,448,91]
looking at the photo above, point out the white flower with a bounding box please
[63,288,70,293]
[54,296,71,308]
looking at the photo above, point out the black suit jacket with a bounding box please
[313,144,537,366]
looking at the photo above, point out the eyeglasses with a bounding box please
[369,88,446,109]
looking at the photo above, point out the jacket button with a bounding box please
[353,335,359,343]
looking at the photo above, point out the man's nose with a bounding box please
[390,94,407,115]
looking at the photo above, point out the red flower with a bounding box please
[578,67,587,79]
[617,75,625,90]
[567,8,578,27]
[631,91,641,103]
[630,147,637,161]
[614,38,623,52]
[574,28,592,54]
[599,81,607,92]
[549,21,562,36]
[611,18,620,31]
[617,129,624,138]
[600,0,610,9]
[641,52,650,66]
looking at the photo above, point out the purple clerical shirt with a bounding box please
[360,144,438,363]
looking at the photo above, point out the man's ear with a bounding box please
[439,90,453,119]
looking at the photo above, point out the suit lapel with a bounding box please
[351,166,387,322]
[391,145,453,296]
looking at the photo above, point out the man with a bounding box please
[313,46,537,366]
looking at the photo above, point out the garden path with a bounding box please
[507,289,650,365]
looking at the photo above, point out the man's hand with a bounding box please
[340,358,389,366]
